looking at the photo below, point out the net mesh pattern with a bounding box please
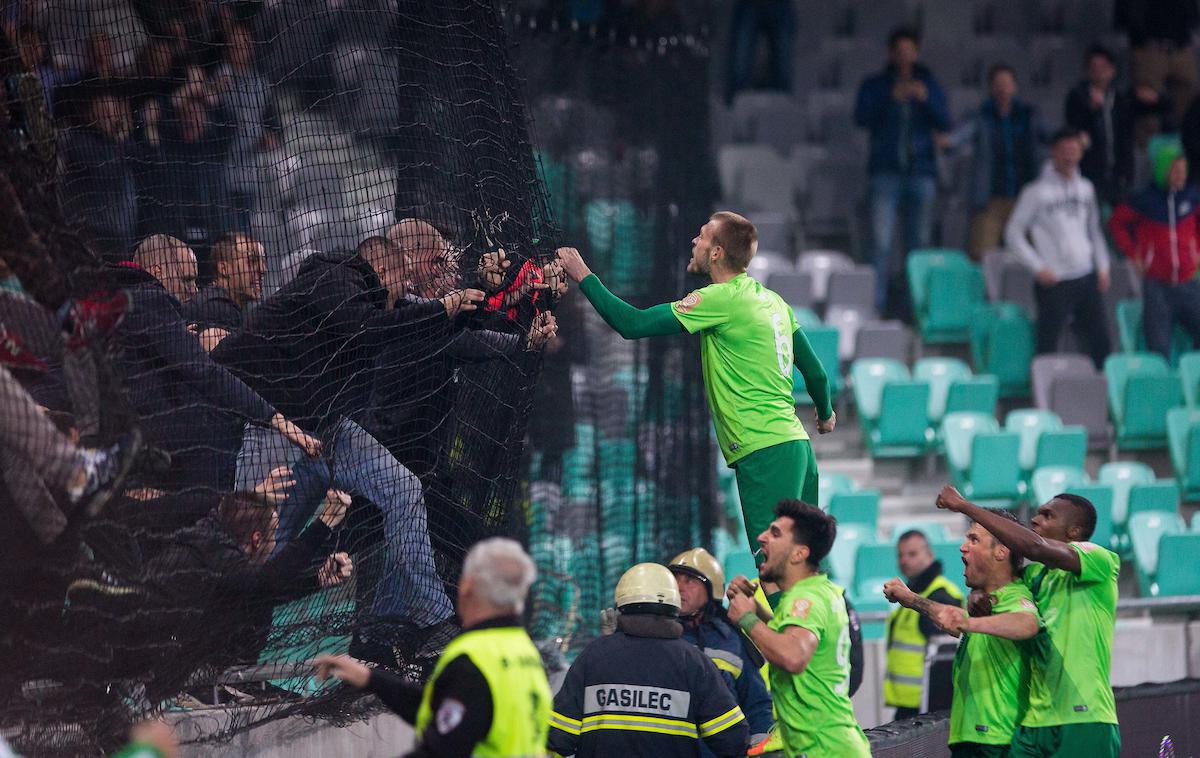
[0,1,560,753]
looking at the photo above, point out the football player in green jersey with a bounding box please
[936,486,1120,758]
[556,212,835,599]
[884,510,1042,758]
[726,500,871,758]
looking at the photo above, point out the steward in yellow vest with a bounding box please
[885,531,964,718]
[314,537,550,757]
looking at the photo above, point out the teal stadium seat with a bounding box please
[944,375,1000,420]
[969,302,1034,398]
[890,521,951,544]
[943,412,1024,505]
[852,543,900,604]
[869,381,933,457]
[931,541,969,598]
[828,490,881,531]
[914,357,972,423]
[1031,466,1087,507]
[1167,407,1200,501]
[907,249,985,344]
[1034,427,1088,472]
[1104,353,1182,449]
[794,326,842,406]
[792,306,822,331]
[1005,409,1063,473]
[1115,299,1192,364]
[827,524,874,589]
[1181,352,1200,407]
[1129,511,1186,596]
[1099,461,1156,527]
[851,358,909,427]
[818,472,857,511]
[1155,535,1200,596]
[1127,481,1181,519]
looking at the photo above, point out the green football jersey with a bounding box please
[950,580,1040,746]
[769,574,871,758]
[672,274,808,465]
[1021,542,1120,727]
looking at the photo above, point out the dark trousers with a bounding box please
[1034,272,1112,370]
[1143,277,1200,359]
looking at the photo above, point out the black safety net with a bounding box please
[0,0,559,753]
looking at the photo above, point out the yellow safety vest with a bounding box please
[883,575,964,708]
[415,625,552,757]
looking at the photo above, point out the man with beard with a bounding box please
[726,500,870,758]
[935,487,1120,758]
[557,213,835,604]
[884,510,1041,758]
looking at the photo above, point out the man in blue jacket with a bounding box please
[669,548,773,753]
[854,27,951,315]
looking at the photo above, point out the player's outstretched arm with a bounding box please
[935,486,1082,574]
[882,578,966,638]
[556,246,686,340]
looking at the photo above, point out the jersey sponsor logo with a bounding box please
[436,698,466,735]
[583,684,691,719]
[791,598,812,619]
[675,291,702,313]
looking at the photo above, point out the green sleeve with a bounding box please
[793,329,833,420]
[1070,542,1120,584]
[578,274,686,339]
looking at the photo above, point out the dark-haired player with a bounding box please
[726,500,870,758]
[936,486,1120,758]
[557,213,835,593]
[884,510,1041,758]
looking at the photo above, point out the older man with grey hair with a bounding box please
[315,538,552,758]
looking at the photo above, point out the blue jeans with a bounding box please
[1142,277,1200,359]
[235,418,453,628]
[868,173,937,313]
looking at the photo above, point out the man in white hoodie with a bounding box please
[1005,128,1112,369]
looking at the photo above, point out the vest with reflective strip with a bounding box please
[883,575,964,708]
[415,626,552,757]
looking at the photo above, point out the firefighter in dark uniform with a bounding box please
[548,562,749,758]
[314,537,550,757]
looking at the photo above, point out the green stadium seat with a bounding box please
[827,524,875,588]
[914,357,972,423]
[1127,481,1181,519]
[890,521,952,544]
[1181,352,1200,408]
[1099,461,1157,528]
[1005,409,1063,472]
[794,326,842,406]
[1129,511,1186,595]
[852,543,901,601]
[943,412,1024,504]
[868,381,934,457]
[1155,534,1200,596]
[1034,427,1089,472]
[1031,466,1088,506]
[1104,353,1182,449]
[818,472,857,511]
[944,375,1000,420]
[907,249,985,343]
[850,357,910,424]
[829,490,881,530]
[1167,407,1200,502]
[969,302,1034,398]
[1064,483,1116,551]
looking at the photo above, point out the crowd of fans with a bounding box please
[0,3,574,729]
[849,11,1200,360]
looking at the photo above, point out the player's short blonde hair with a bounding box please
[710,211,757,272]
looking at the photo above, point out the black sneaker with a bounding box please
[75,428,143,517]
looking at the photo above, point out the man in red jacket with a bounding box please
[1108,138,1200,357]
